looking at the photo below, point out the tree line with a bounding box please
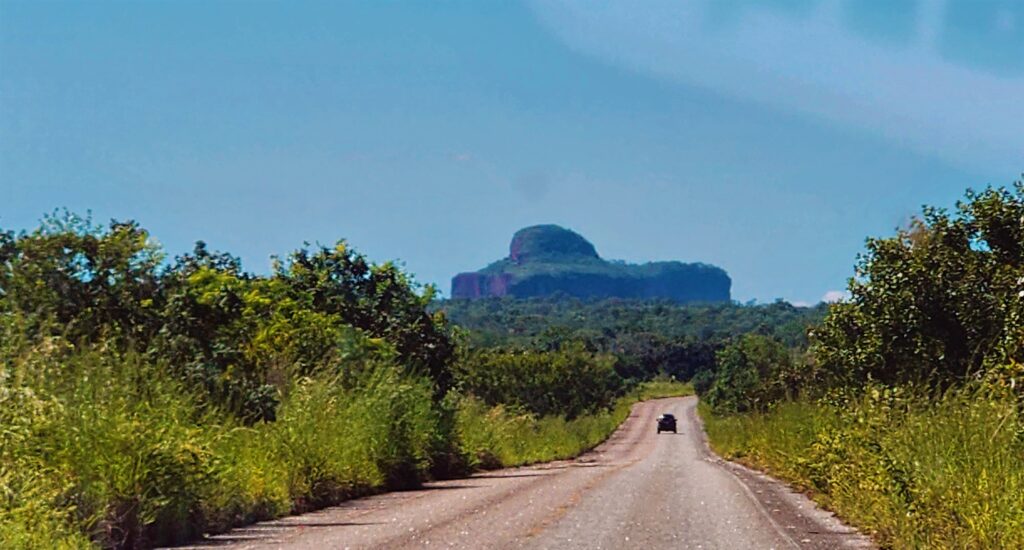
[702,182,1024,412]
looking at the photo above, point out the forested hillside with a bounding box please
[451,225,731,302]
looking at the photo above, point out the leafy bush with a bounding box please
[0,213,455,423]
[703,383,1024,548]
[0,213,463,548]
[454,380,693,469]
[273,244,456,394]
[811,183,1024,387]
[0,213,164,346]
[453,343,623,418]
[441,296,825,385]
[4,213,689,549]
[703,334,803,413]
[699,180,1024,547]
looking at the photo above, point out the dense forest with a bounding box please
[440,297,826,382]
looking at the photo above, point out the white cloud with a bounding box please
[790,300,813,308]
[530,0,1023,175]
[822,290,849,303]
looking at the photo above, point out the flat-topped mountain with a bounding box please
[451,225,731,302]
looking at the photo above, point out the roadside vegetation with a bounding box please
[441,294,826,381]
[0,213,690,550]
[699,181,1024,548]
[455,378,692,469]
[10,178,1020,549]
[703,386,1024,548]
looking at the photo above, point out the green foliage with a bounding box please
[699,180,1024,548]
[609,331,717,381]
[0,332,218,548]
[3,212,682,549]
[453,343,623,418]
[811,183,1024,387]
[704,334,800,413]
[270,365,440,502]
[441,297,825,381]
[0,332,447,549]
[1,331,678,549]
[443,297,824,349]
[703,184,1024,422]
[274,243,456,394]
[702,384,1024,548]
[0,212,164,344]
[1,346,95,549]
[0,213,465,548]
[454,380,693,469]
[0,213,455,423]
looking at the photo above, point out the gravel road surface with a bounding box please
[178,396,871,550]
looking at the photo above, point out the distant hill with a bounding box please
[451,225,731,302]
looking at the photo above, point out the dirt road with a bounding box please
[182,397,871,549]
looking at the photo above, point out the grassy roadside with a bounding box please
[1,353,692,550]
[699,388,1024,549]
[1,355,445,550]
[456,379,693,469]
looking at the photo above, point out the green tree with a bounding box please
[453,343,623,418]
[811,182,1024,387]
[705,334,793,413]
[0,212,164,344]
[275,242,456,394]
[0,214,458,422]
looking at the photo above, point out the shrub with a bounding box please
[703,383,1024,548]
[704,334,796,413]
[811,183,1024,388]
[453,380,693,469]
[453,343,623,418]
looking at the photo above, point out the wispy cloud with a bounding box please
[822,290,850,303]
[531,0,1023,175]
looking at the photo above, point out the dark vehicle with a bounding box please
[656,413,677,434]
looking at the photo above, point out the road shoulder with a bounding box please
[687,403,874,549]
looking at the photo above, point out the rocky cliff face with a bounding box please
[451,225,731,302]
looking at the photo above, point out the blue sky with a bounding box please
[1,0,1021,304]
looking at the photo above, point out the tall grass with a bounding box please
[201,365,441,531]
[702,386,1024,548]
[0,344,441,549]
[634,378,695,401]
[1,348,95,550]
[455,380,693,469]
[1,335,693,550]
